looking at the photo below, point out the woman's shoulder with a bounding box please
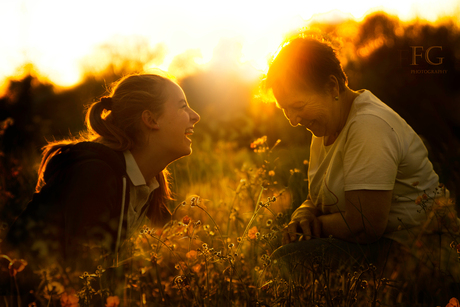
[349,90,413,134]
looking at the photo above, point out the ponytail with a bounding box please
[36,73,174,217]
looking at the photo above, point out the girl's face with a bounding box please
[156,81,200,160]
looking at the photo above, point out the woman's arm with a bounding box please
[318,189,392,244]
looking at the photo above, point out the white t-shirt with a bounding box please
[123,151,159,237]
[308,90,439,245]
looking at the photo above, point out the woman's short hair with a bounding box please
[266,36,348,95]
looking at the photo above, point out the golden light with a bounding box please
[0,0,458,93]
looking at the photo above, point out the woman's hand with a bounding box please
[282,203,322,245]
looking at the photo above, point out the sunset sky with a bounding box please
[0,0,458,91]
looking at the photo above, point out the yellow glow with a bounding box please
[0,0,458,91]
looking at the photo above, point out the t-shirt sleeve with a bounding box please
[343,114,400,191]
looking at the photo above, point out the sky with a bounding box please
[0,0,458,90]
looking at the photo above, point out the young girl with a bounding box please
[5,73,200,274]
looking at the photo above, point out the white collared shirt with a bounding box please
[123,151,159,237]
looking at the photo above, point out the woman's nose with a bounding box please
[284,109,299,127]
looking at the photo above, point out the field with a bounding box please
[1,12,460,307]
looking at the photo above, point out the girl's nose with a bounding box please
[191,108,200,124]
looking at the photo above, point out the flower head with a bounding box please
[446,297,460,307]
[186,250,197,259]
[248,226,258,240]
[106,296,120,307]
[60,291,79,307]
[182,215,191,225]
[8,258,27,277]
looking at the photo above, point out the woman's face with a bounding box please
[156,81,200,159]
[273,84,338,138]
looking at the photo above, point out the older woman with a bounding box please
[266,36,452,269]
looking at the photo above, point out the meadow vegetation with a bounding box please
[0,11,460,306]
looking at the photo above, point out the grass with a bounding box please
[1,134,460,306]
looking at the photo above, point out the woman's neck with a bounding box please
[324,88,360,146]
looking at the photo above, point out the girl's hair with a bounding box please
[266,35,348,95]
[36,73,174,225]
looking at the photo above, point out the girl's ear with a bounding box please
[141,110,160,130]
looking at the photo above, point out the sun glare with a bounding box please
[0,0,458,91]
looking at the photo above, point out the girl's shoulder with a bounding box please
[45,141,127,180]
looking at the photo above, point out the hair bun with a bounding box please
[100,96,113,110]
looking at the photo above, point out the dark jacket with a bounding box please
[6,142,170,270]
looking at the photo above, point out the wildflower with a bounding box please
[237,237,242,243]
[303,160,309,165]
[268,170,275,177]
[422,193,428,200]
[186,250,197,259]
[192,264,201,273]
[195,220,201,226]
[276,213,283,220]
[181,201,186,206]
[266,219,273,227]
[255,232,261,239]
[202,243,208,250]
[106,296,120,307]
[44,281,64,299]
[8,258,27,277]
[446,297,460,307]
[60,291,79,307]
[415,196,422,205]
[175,264,181,270]
[204,225,210,231]
[248,226,258,240]
[190,197,197,207]
[228,243,234,249]
[182,215,191,225]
